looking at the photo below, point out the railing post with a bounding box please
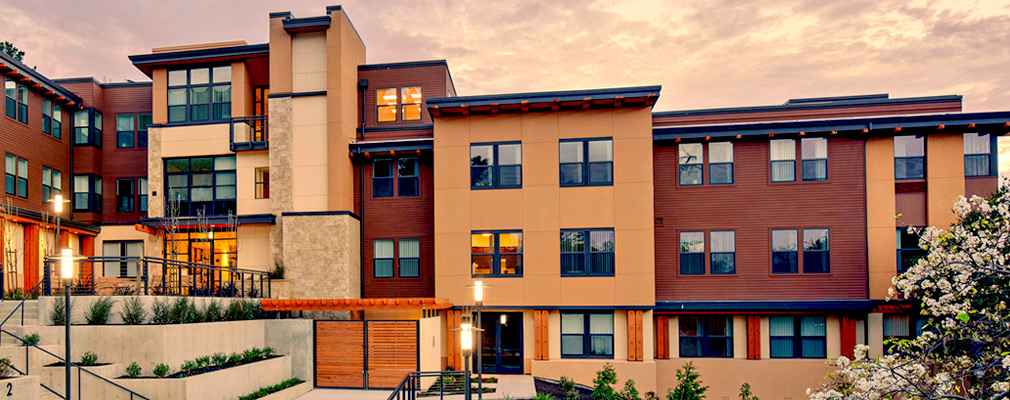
[162,263,167,296]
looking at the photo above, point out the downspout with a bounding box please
[358,79,368,303]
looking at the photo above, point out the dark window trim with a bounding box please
[771,228,831,274]
[116,113,135,148]
[376,87,398,124]
[769,315,827,359]
[560,228,615,277]
[679,230,705,275]
[559,138,613,187]
[964,133,996,178]
[164,156,237,217]
[116,178,136,213]
[800,137,829,182]
[167,66,232,124]
[770,139,798,183]
[678,315,734,358]
[471,230,523,277]
[102,240,144,278]
[42,166,62,204]
[400,86,423,122]
[5,80,28,125]
[802,228,830,274]
[896,227,925,274]
[373,238,395,278]
[398,238,421,278]
[471,141,522,190]
[4,153,27,198]
[709,230,736,275]
[372,158,395,198]
[255,167,270,199]
[138,178,148,213]
[73,173,103,213]
[560,311,615,359]
[397,157,420,197]
[73,108,103,148]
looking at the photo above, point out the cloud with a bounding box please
[2,0,1008,112]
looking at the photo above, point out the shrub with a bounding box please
[50,297,68,325]
[645,392,658,400]
[667,362,707,400]
[80,351,99,366]
[225,301,247,321]
[211,352,227,366]
[620,380,641,400]
[203,300,224,322]
[226,352,243,366]
[168,297,189,324]
[119,297,147,325]
[126,362,141,378]
[268,262,284,279]
[560,376,579,400]
[195,355,211,369]
[183,299,201,323]
[6,288,24,300]
[535,394,557,400]
[739,383,758,400]
[593,363,619,400]
[153,363,170,378]
[238,377,304,400]
[84,297,114,325]
[180,360,198,376]
[242,348,262,363]
[0,357,11,378]
[21,332,40,346]
[151,298,172,324]
[262,347,274,357]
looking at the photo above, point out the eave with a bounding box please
[427,85,661,117]
[129,43,270,76]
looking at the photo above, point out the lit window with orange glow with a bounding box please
[377,88,397,122]
[471,231,523,277]
[400,86,422,121]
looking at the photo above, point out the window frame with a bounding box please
[376,87,398,123]
[167,66,232,124]
[769,315,827,359]
[771,229,799,274]
[372,159,395,198]
[559,138,614,187]
[708,142,734,185]
[800,137,828,182]
[471,231,523,277]
[802,228,830,273]
[102,240,144,278]
[400,86,422,121]
[73,174,103,213]
[4,79,16,121]
[164,156,237,217]
[560,312,615,359]
[772,228,832,274]
[255,167,270,199]
[398,238,420,278]
[893,135,925,180]
[397,157,420,197]
[678,315,734,358]
[709,230,736,275]
[963,133,994,177]
[770,139,797,183]
[138,178,148,213]
[560,228,615,277]
[471,142,522,190]
[42,166,62,204]
[116,178,136,213]
[896,227,925,274]
[373,239,395,278]
[73,108,103,147]
[5,80,28,125]
[116,114,136,148]
[4,154,18,197]
[679,231,705,275]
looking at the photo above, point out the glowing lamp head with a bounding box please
[60,248,73,280]
[460,318,473,351]
[54,195,64,213]
[473,280,483,302]
[500,314,507,325]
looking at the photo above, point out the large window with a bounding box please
[561,312,614,358]
[373,158,419,198]
[373,238,421,279]
[400,86,422,121]
[679,316,732,358]
[165,156,236,216]
[102,241,143,278]
[255,167,270,199]
[560,229,615,277]
[168,66,231,123]
[801,138,827,181]
[678,143,703,186]
[771,229,798,273]
[770,139,796,182]
[5,79,27,124]
[894,136,925,180]
[709,142,734,184]
[560,139,613,186]
[164,229,236,267]
[50,102,62,139]
[73,174,102,212]
[373,239,394,278]
[710,231,736,274]
[769,316,826,358]
[42,167,61,203]
[373,159,394,198]
[376,87,423,123]
[897,228,925,273]
[377,88,397,122]
[5,154,27,198]
[679,231,705,275]
[398,158,419,196]
[471,143,521,189]
[802,229,830,273]
[116,179,135,213]
[773,228,830,274]
[964,133,992,177]
[116,114,135,148]
[73,109,102,147]
[471,231,522,277]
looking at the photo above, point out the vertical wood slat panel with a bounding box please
[533,310,543,360]
[446,310,460,370]
[655,316,667,359]
[634,310,644,361]
[366,321,419,389]
[23,224,39,290]
[627,310,635,361]
[539,310,550,360]
[627,310,643,361]
[840,316,856,359]
[746,316,761,360]
[315,321,365,388]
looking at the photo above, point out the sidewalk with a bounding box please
[294,375,536,400]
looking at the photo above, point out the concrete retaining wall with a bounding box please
[0,375,39,400]
[37,295,256,326]
[116,355,292,400]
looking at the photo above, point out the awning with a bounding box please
[260,298,454,311]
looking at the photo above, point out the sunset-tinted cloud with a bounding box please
[2,0,1008,112]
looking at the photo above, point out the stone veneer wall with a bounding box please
[281,214,360,301]
[147,126,165,218]
[269,97,293,271]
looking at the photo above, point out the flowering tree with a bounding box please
[809,188,1010,400]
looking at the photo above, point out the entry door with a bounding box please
[480,312,523,374]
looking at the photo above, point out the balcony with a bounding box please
[230,115,269,151]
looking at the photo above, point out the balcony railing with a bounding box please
[230,115,269,151]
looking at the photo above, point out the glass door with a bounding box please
[479,312,523,374]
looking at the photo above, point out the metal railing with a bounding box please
[0,329,150,400]
[388,371,467,400]
[42,256,271,298]
[229,115,269,151]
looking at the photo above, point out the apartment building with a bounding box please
[2,5,1010,399]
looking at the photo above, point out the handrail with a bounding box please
[387,371,466,400]
[0,274,49,328]
[229,115,269,151]
[0,329,150,400]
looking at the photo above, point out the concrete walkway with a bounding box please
[295,375,537,400]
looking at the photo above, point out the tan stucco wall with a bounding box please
[94,224,159,258]
[867,312,884,358]
[291,32,328,93]
[926,134,965,228]
[237,151,271,215]
[160,123,232,158]
[866,137,897,299]
[281,214,360,300]
[433,109,655,307]
[533,360,657,394]
[325,8,365,212]
[238,225,271,272]
[268,16,293,94]
[290,95,329,212]
[656,359,833,400]
[231,60,253,118]
[152,69,168,124]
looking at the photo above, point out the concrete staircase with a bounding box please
[0,299,40,334]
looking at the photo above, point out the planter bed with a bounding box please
[41,362,124,396]
[116,355,281,379]
[115,355,292,400]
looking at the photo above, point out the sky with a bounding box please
[1,0,1009,114]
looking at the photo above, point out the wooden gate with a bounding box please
[315,320,418,389]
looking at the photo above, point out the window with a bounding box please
[679,316,732,358]
[168,66,231,123]
[771,229,798,273]
[5,155,28,198]
[769,316,826,358]
[137,114,151,148]
[16,85,26,124]
[964,133,992,177]
[679,231,704,275]
[102,241,143,278]
[42,167,61,203]
[73,174,102,212]
[883,315,924,353]
[710,231,735,274]
[678,143,703,186]
[561,312,614,358]
[5,79,27,124]
[397,158,419,197]
[401,86,422,121]
[116,179,135,212]
[373,159,394,198]
[164,229,235,266]
[51,103,62,139]
[471,231,522,276]
[377,88,397,122]
[399,238,420,278]
[770,139,796,182]
[894,136,925,180]
[116,114,135,148]
[801,138,827,181]
[43,100,52,135]
[709,142,734,184]
[560,229,615,277]
[74,110,89,145]
[560,139,613,186]
[373,239,394,278]
[802,229,830,273]
[471,143,521,189]
[138,178,148,213]
[896,228,925,273]
[165,156,236,216]
[255,167,270,199]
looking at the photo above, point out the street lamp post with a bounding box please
[59,248,73,400]
[473,281,484,400]
[460,314,473,400]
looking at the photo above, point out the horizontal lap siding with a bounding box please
[96,85,151,224]
[366,321,418,388]
[654,138,868,301]
[357,65,449,137]
[652,102,962,126]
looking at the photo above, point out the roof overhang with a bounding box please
[260,298,454,311]
[655,300,879,314]
[139,213,275,229]
[0,52,82,108]
[653,94,962,119]
[427,85,661,117]
[283,15,331,33]
[349,137,433,159]
[653,111,1010,142]
[129,43,270,76]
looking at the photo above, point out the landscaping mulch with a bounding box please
[534,377,594,400]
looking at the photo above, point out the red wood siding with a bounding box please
[357,65,451,138]
[354,154,435,299]
[652,102,963,127]
[966,177,998,199]
[653,138,868,301]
